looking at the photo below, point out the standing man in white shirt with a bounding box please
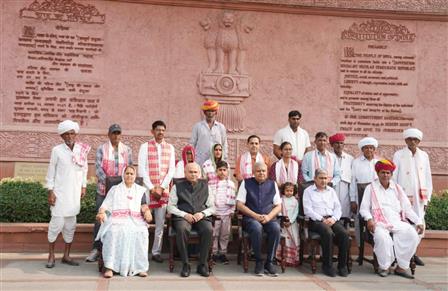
[45,120,91,268]
[350,137,379,252]
[393,128,432,266]
[360,159,423,279]
[190,100,228,166]
[303,168,350,277]
[329,133,353,219]
[273,110,312,161]
[138,120,176,263]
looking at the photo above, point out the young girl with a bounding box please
[277,182,300,266]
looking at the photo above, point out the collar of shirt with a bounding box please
[311,184,331,193]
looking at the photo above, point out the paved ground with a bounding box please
[1,253,447,291]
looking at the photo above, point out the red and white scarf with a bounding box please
[312,150,334,179]
[275,158,299,185]
[240,152,265,180]
[98,142,130,195]
[147,140,172,208]
[203,159,219,186]
[399,148,429,204]
[72,142,91,168]
[370,181,407,230]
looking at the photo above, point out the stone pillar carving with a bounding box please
[198,11,253,133]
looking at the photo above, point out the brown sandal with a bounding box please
[104,269,113,278]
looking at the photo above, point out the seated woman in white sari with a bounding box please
[96,165,153,278]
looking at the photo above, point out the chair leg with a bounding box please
[347,243,353,274]
[280,237,286,273]
[243,237,249,273]
[373,253,379,274]
[237,239,242,265]
[311,243,317,274]
[299,239,304,266]
[169,237,175,273]
[410,256,416,275]
[208,245,213,273]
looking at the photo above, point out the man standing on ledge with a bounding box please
[138,120,176,263]
[190,99,228,166]
[393,128,432,266]
[45,120,91,268]
[237,162,282,277]
[360,160,423,279]
[273,110,312,161]
[168,163,215,277]
[86,124,133,262]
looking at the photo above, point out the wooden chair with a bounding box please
[167,178,215,273]
[236,213,286,273]
[298,182,353,274]
[97,176,144,272]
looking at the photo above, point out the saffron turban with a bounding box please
[329,133,346,144]
[201,99,219,111]
[375,159,396,172]
[358,137,378,150]
[403,128,423,141]
[57,120,79,135]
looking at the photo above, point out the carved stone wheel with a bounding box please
[216,75,236,95]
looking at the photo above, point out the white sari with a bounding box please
[96,182,149,277]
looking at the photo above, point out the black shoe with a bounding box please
[152,254,164,263]
[414,255,425,266]
[180,263,191,277]
[220,254,229,265]
[212,254,219,262]
[254,261,264,277]
[264,263,278,277]
[338,267,349,277]
[196,264,210,277]
[323,266,336,277]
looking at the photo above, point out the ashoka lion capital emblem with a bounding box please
[197,11,253,133]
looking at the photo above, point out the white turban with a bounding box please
[403,128,423,141]
[358,137,378,150]
[57,120,80,135]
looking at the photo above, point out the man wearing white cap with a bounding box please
[45,120,91,268]
[392,128,432,266]
[350,137,379,253]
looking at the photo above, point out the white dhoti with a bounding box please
[48,216,77,243]
[373,221,419,270]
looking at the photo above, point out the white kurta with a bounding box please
[174,161,186,178]
[349,155,378,202]
[46,143,88,217]
[273,125,311,160]
[360,180,422,270]
[334,152,353,218]
[393,147,433,220]
[96,183,149,277]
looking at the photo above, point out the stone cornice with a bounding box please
[111,0,448,21]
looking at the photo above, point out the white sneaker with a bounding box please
[85,249,99,262]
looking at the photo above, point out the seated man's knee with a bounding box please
[244,219,263,235]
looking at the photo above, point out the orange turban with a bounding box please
[329,133,345,144]
[375,159,396,172]
[201,99,219,111]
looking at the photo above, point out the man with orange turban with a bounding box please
[190,100,228,165]
[360,159,424,279]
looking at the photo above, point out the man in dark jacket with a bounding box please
[237,162,282,276]
[168,162,215,277]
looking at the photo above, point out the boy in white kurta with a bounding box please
[360,159,424,279]
[393,128,432,266]
[45,120,90,268]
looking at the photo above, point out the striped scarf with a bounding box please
[98,142,130,195]
[72,142,91,167]
[203,159,219,186]
[371,181,407,231]
[147,140,172,208]
[275,158,299,185]
[240,152,264,180]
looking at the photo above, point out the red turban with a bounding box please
[201,99,219,111]
[375,159,396,172]
[329,133,345,144]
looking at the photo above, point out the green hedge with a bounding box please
[425,190,448,231]
[0,178,96,223]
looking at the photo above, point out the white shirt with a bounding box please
[303,184,342,222]
[273,125,311,160]
[360,180,422,226]
[190,120,228,166]
[236,180,282,205]
[138,141,175,190]
[350,155,378,202]
[46,143,88,217]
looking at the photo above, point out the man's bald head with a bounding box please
[184,162,201,183]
